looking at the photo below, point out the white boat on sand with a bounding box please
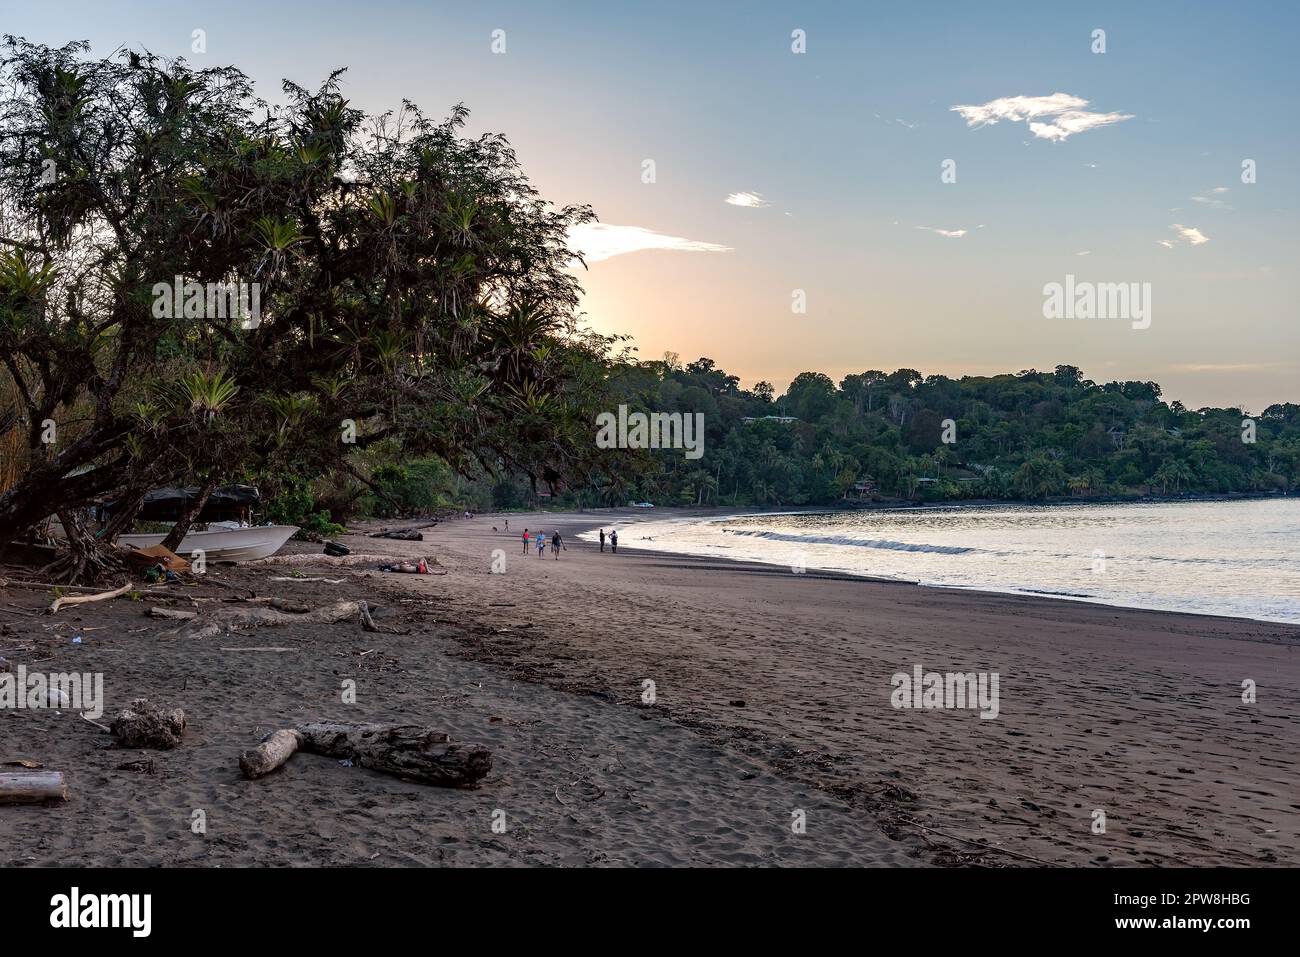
[116,525,299,563]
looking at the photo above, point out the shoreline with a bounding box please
[552,504,1298,629]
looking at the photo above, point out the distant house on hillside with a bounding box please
[1107,426,1127,449]
[844,477,878,500]
[741,415,799,425]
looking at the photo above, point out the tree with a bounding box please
[0,38,614,574]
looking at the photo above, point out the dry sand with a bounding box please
[2,507,1296,867]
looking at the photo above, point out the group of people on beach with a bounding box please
[520,528,565,559]
[517,525,617,559]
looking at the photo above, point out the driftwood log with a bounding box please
[370,529,424,541]
[239,729,303,778]
[46,582,132,615]
[240,722,491,787]
[147,606,197,620]
[110,698,186,749]
[0,770,69,804]
[167,598,370,640]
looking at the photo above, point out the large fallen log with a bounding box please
[239,722,491,787]
[0,770,69,804]
[167,599,369,640]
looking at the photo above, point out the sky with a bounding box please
[4,0,1297,410]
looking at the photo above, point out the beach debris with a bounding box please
[45,582,132,615]
[367,523,437,539]
[269,576,346,584]
[222,596,311,613]
[116,759,156,774]
[0,656,8,673]
[2,759,41,769]
[110,698,187,750]
[379,559,429,574]
[0,770,69,805]
[166,598,374,640]
[323,541,350,557]
[356,600,408,636]
[370,529,424,541]
[122,544,190,575]
[239,728,304,778]
[0,578,121,594]
[147,606,197,620]
[218,646,297,652]
[80,712,112,733]
[239,722,492,787]
[251,552,390,568]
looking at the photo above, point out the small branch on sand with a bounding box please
[1,578,123,595]
[80,712,112,733]
[239,723,492,787]
[219,646,297,653]
[46,582,133,615]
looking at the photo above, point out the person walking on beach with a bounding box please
[504,519,509,532]
[609,528,618,554]
[536,533,547,558]
[551,530,564,560]
[599,528,606,552]
[522,528,530,555]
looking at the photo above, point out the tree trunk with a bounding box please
[161,476,219,552]
[298,723,492,787]
[100,482,151,542]
[0,771,69,804]
[0,427,131,540]
[239,723,492,787]
[40,509,126,585]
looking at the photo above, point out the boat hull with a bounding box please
[116,525,300,563]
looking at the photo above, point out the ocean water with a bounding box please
[586,499,1300,625]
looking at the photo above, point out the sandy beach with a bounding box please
[3,507,1297,867]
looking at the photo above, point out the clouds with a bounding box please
[567,223,731,264]
[951,92,1133,141]
[914,226,968,238]
[1191,188,1232,210]
[1169,223,1211,246]
[724,191,770,208]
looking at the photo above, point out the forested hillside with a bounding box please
[578,357,1300,507]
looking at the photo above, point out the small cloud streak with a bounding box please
[951,92,1133,141]
[568,223,732,264]
[725,191,770,208]
[1170,362,1285,373]
[914,226,967,239]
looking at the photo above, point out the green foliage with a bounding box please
[583,360,1299,508]
[262,477,345,537]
